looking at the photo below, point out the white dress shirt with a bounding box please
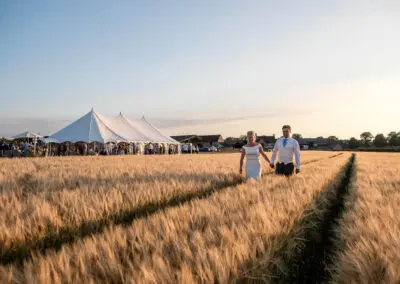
[270,137,301,169]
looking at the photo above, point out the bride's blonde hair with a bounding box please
[247,130,256,137]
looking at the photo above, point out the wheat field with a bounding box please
[0,151,398,283]
[0,152,329,255]
[330,153,400,283]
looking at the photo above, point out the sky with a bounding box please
[1,0,399,139]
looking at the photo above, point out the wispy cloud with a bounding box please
[149,109,313,128]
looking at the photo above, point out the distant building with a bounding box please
[332,143,344,151]
[298,138,331,149]
[256,135,276,149]
[171,134,224,147]
[198,135,224,147]
[171,135,202,144]
[298,138,348,150]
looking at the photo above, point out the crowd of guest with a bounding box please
[0,141,46,157]
[0,140,183,157]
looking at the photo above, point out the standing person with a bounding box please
[60,144,64,156]
[82,143,88,156]
[43,146,48,157]
[23,141,30,155]
[148,143,154,154]
[270,125,301,176]
[239,131,271,181]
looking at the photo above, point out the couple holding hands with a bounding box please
[239,125,301,181]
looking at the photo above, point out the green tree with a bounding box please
[316,136,324,139]
[328,136,338,140]
[388,131,397,141]
[388,131,400,146]
[239,135,248,142]
[234,135,247,148]
[348,137,359,149]
[360,132,373,146]
[223,137,238,147]
[292,133,302,140]
[373,134,387,147]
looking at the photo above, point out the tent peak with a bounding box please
[89,108,97,120]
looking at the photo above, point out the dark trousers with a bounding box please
[276,162,294,176]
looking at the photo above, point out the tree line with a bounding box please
[350,131,400,148]
[290,131,400,148]
[225,131,400,149]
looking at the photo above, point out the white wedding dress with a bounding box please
[243,144,262,180]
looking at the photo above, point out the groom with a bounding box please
[270,125,301,176]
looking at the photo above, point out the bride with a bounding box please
[239,131,271,181]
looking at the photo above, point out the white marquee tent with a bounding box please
[43,109,179,144]
[10,131,42,139]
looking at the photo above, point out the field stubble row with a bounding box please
[330,153,400,283]
[0,152,350,283]
[244,153,355,283]
[0,152,332,253]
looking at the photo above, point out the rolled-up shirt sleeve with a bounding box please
[294,140,301,169]
[270,139,279,164]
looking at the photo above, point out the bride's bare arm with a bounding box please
[239,148,245,173]
[258,145,271,164]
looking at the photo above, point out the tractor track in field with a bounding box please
[272,153,356,284]
[0,154,341,267]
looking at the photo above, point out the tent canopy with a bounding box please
[46,109,179,144]
[120,113,178,144]
[10,131,42,140]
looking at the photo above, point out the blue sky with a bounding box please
[1,0,399,138]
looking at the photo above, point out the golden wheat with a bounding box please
[0,152,348,283]
[0,152,331,252]
[240,155,354,283]
[330,153,400,283]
